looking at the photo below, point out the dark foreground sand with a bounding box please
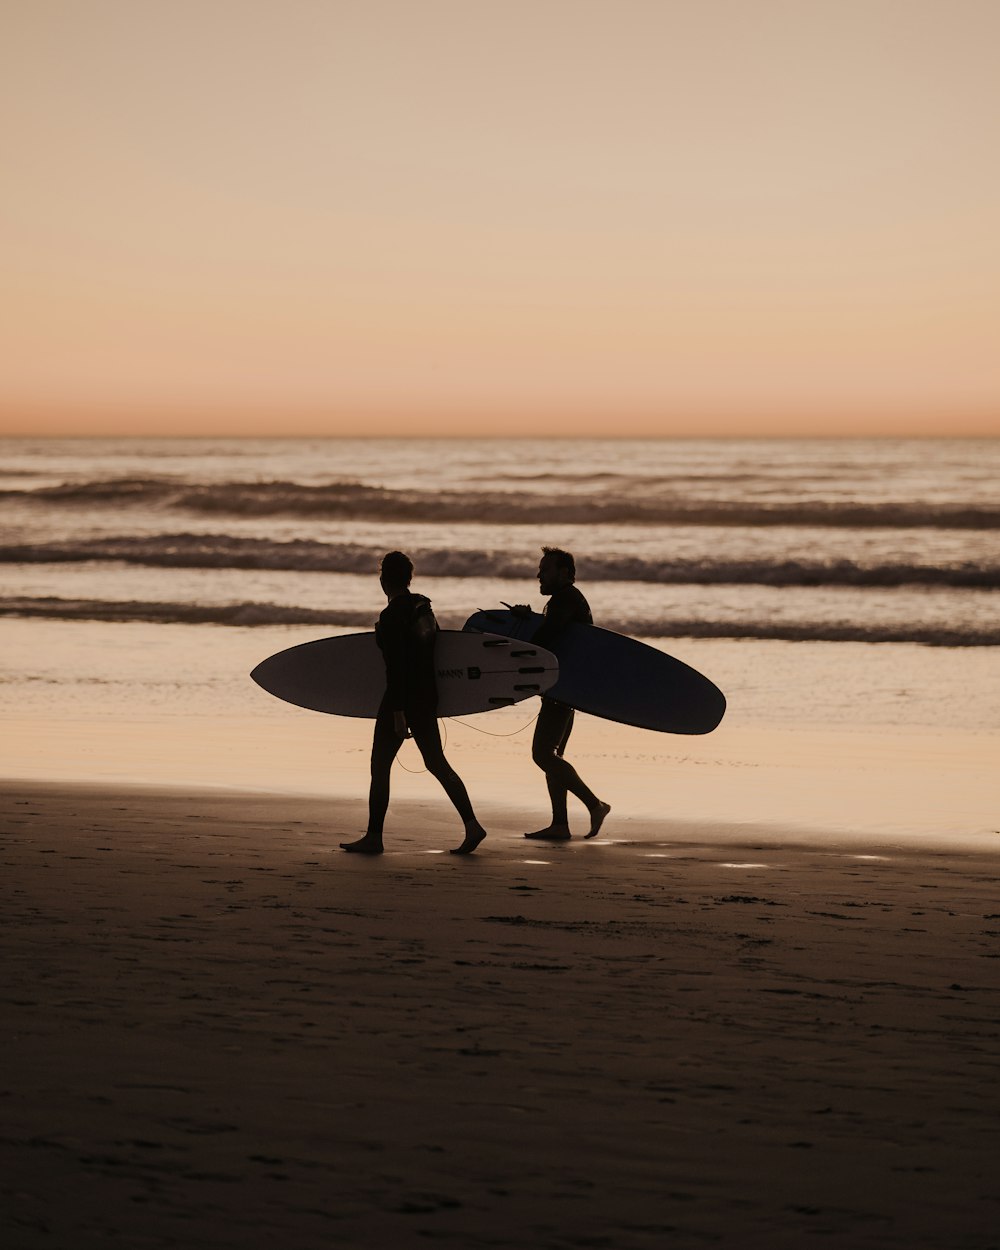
[2,781,998,1249]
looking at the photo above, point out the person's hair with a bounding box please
[380,550,413,588]
[541,546,575,580]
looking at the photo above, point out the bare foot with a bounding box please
[583,801,611,840]
[340,834,384,855]
[524,824,572,841]
[450,822,487,855]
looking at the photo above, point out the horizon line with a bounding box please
[4,430,999,442]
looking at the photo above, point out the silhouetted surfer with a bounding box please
[513,547,611,841]
[341,552,488,856]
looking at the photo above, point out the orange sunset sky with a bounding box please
[2,0,998,438]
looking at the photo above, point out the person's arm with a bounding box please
[379,606,409,715]
[382,631,408,715]
[412,601,438,647]
[396,601,438,735]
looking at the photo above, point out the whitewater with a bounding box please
[1,437,997,645]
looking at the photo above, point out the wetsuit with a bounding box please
[530,585,600,822]
[368,592,474,836]
[376,590,438,717]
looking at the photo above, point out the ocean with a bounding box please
[2,436,998,645]
[2,435,998,837]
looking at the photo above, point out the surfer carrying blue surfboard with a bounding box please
[513,548,611,841]
[341,552,488,856]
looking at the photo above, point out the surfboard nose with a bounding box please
[700,686,727,734]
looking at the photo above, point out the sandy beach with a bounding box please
[3,778,998,1249]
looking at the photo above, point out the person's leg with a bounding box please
[341,706,402,853]
[526,701,574,838]
[546,705,575,822]
[527,700,610,839]
[410,712,487,855]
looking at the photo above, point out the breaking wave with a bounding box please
[2,595,998,645]
[4,476,999,528]
[2,534,998,589]
[0,596,374,629]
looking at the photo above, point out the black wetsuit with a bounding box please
[368,592,474,836]
[376,591,438,717]
[530,585,599,823]
[531,584,593,652]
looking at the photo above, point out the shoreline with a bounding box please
[3,768,998,855]
[3,620,997,854]
[2,771,992,855]
[4,705,997,852]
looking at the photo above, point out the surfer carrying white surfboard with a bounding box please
[512,547,611,841]
[340,552,488,856]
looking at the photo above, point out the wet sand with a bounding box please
[3,780,998,1248]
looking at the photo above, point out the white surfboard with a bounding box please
[251,630,558,717]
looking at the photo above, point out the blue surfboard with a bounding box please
[464,610,725,735]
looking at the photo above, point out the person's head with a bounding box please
[379,550,413,597]
[537,546,575,596]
